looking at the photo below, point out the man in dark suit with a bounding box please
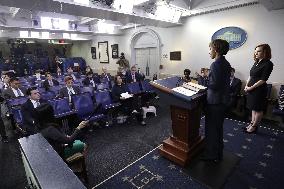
[0,73,10,91]
[100,67,112,88]
[66,67,80,81]
[2,77,27,99]
[201,39,231,162]
[100,67,111,82]
[126,66,142,83]
[42,72,59,91]
[82,72,97,88]
[197,68,209,87]
[0,96,8,142]
[58,76,80,102]
[228,68,242,112]
[21,87,46,135]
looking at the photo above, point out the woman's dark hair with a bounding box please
[254,44,272,61]
[114,75,121,84]
[36,103,56,130]
[45,72,51,77]
[210,39,230,55]
[184,69,191,75]
[85,66,93,74]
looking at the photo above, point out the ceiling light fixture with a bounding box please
[41,32,50,39]
[133,0,150,6]
[19,31,29,38]
[97,20,115,33]
[31,31,40,38]
[73,0,89,5]
[155,4,182,23]
[113,0,134,13]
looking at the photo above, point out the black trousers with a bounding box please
[204,104,225,159]
[120,96,143,122]
[0,118,7,138]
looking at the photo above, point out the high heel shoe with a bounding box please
[244,126,258,134]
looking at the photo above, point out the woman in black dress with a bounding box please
[244,44,273,133]
[111,75,146,125]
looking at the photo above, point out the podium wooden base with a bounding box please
[159,136,205,167]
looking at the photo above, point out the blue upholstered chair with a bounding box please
[40,91,56,100]
[71,93,105,123]
[96,82,110,91]
[94,90,121,112]
[48,97,76,118]
[94,90,121,125]
[48,97,78,134]
[127,82,142,95]
[6,96,28,114]
[140,80,155,93]
[48,85,61,95]
[80,86,95,97]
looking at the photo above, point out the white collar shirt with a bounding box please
[12,88,24,97]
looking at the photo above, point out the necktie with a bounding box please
[68,89,73,102]
[230,78,233,86]
[16,89,22,97]
[90,79,95,87]
[132,74,136,82]
[49,80,53,86]
[36,101,40,108]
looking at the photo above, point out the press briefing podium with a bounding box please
[150,76,206,166]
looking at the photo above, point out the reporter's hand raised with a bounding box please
[77,120,89,130]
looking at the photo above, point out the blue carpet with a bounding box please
[94,118,284,189]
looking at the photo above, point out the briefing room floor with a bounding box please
[0,97,283,189]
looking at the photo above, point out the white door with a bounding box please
[135,48,157,80]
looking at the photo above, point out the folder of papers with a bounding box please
[120,92,133,99]
[172,82,207,97]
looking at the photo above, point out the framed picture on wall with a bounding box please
[98,41,109,63]
[91,47,96,59]
[111,44,119,59]
[170,51,181,61]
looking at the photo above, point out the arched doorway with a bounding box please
[130,28,162,79]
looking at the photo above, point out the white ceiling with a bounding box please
[0,0,283,39]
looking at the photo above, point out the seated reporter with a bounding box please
[0,73,10,90]
[0,96,8,143]
[36,103,88,159]
[66,67,80,81]
[82,72,97,88]
[21,87,46,135]
[125,66,143,83]
[2,77,26,99]
[58,76,80,102]
[42,72,59,91]
[84,66,93,75]
[197,68,209,87]
[228,68,242,113]
[112,75,146,125]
